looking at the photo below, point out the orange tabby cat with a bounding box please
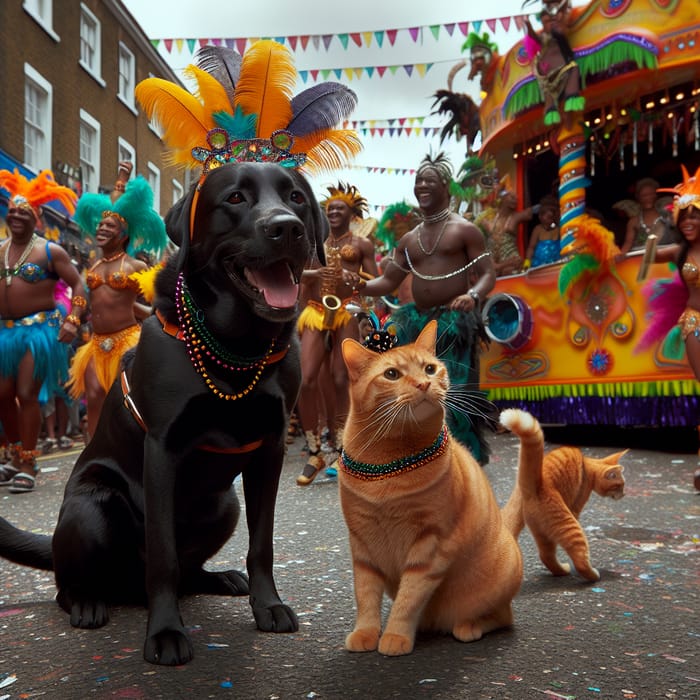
[338,320,522,656]
[499,408,626,582]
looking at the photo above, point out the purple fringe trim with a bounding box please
[491,396,700,427]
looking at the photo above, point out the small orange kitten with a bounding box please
[338,321,522,656]
[500,408,626,582]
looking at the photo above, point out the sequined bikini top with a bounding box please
[681,257,700,288]
[86,254,140,291]
[0,241,58,283]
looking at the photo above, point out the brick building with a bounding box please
[0,0,189,245]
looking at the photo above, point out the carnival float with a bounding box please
[461,0,700,428]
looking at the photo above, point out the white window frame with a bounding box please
[117,138,136,178]
[23,0,59,41]
[24,64,53,172]
[79,110,101,195]
[172,179,184,207]
[147,163,161,214]
[117,42,137,114]
[79,3,105,86]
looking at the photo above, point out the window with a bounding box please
[147,163,161,214]
[24,64,52,172]
[79,110,100,194]
[172,179,184,207]
[23,0,58,40]
[80,4,103,83]
[117,138,135,177]
[118,43,136,110]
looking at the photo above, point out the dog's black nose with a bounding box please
[263,214,305,242]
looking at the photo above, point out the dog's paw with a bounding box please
[252,602,299,633]
[184,568,250,596]
[346,627,380,652]
[143,628,193,666]
[69,599,109,629]
[217,570,250,596]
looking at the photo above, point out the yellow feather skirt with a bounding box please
[68,324,141,397]
[297,300,352,333]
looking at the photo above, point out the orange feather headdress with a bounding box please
[323,182,368,218]
[0,168,78,219]
[135,40,361,178]
[657,165,700,224]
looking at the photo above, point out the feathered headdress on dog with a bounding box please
[74,176,167,259]
[0,168,78,219]
[135,41,361,236]
[657,165,700,224]
[323,182,368,218]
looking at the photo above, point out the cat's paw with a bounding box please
[547,561,571,576]
[453,621,484,642]
[579,566,600,582]
[346,627,380,652]
[378,632,414,656]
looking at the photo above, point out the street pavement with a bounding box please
[0,427,698,699]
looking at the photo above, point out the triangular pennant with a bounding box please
[186,39,196,53]
[362,31,373,47]
[339,34,349,49]
[334,68,344,79]
[322,34,333,50]
[150,38,160,50]
[374,31,384,48]
[365,66,375,78]
[429,25,440,41]
[376,66,388,77]
[311,35,320,50]
[299,70,308,84]
[514,15,526,30]
[472,20,482,33]
[321,68,332,80]
[370,128,376,137]
[288,36,298,51]
[409,27,420,42]
[378,128,385,136]
[398,117,407,126]
[389,128,396,137]
[386,29,398,45]
[224,38,235,49]
[300,35,310,50]
[415,63,428,78]
[500,16,511,31]
[198,38,209,49]
[163,39,173,53]
[235,37,247,54]
[458,21,469,36]
[350,32,362,47]
[310,69,320,81]
[444,23,455,36]
[486,18,497,32]
[212,38,222,46]
[389,65,400,75]
[354,67,363,79]
[274,36,285,45]
[175,38,184,53]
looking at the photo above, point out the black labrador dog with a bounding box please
[0,162,328,665]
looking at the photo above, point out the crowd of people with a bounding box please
[1,149,699,494]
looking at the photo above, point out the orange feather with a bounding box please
[183,65,232,117]
[135,77,214,167]
[292,129,363,173]
[232,40,295,138]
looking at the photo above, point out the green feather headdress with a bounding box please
[74,176,167,258]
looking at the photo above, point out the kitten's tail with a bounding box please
[499,408,544,538]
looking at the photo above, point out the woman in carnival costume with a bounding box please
[0,169,86,493]
[67,170,167,442]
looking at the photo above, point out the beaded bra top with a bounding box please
[86,256,140,291]
[681,257,700,288]
[0,241,57,283]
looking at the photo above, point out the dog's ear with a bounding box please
[164,184,196,270]
[295,171,328,266]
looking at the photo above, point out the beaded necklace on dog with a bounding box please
[175,274,277,400]
[339,425,449,481]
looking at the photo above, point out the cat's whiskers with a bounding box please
[352,397,409,450]
[444,385,499,426]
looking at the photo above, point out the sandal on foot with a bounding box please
[9,473,36,494]
[0,464,20,486]
[296,453,325,486]
[58,436,74,450]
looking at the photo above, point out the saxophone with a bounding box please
[321,243,343,330]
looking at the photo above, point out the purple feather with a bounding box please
[636,270,688,351]
[195,46,242,109]
[288,83,357,137]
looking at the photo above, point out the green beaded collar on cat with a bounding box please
[339,426,449,481]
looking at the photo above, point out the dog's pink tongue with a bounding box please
[247,263,299,308]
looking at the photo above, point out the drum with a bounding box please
[482,293,533,350]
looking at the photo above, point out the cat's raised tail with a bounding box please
[499,408,544,538]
